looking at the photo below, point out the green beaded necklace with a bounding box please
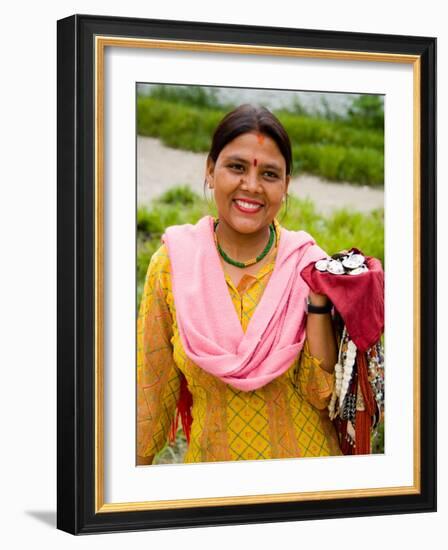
[213,219,276,268]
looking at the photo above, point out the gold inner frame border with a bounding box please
[94,35,421,513]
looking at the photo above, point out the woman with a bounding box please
[137,104,343,464]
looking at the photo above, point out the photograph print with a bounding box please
[135,83,385,466]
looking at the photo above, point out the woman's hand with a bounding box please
[305,249,349,373]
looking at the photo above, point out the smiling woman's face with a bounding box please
[206,132,290,235]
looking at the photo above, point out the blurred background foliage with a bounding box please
[137,85,384,186]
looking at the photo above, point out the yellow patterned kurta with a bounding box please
[137,221,342,463]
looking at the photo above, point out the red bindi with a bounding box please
[253,158,258,167]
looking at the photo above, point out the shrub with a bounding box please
[137,97,384,186]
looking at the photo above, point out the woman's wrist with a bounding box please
[306,292,332,315]
[309,291,330,307]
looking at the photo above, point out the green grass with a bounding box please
[153,431,188,464]
[372,418,385,455]
[276,110,383,150]
[142,84,226,110]
[140,85,384,130]
[137,96,384,187]
[294,144,383,186]
[279,195,384,263]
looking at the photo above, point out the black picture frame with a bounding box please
[57,14,436,535]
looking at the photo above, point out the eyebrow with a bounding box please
[224,155,282,172]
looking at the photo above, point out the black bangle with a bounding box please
[306,296,332,314]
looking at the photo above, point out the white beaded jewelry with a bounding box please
[328,327,357,422]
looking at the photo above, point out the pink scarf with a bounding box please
[162,215,326,391]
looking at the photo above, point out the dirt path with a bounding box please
[137,136,384,215]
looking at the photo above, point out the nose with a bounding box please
[240,167,262,193]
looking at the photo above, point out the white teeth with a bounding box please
[235,200,263,210]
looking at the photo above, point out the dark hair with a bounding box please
[207,104,293,176]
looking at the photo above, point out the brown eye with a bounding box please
[264,171,279,179]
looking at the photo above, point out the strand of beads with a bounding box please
[328,328,357,423]
[339,339,357,417]
[366,341,385,430]
[328,327,346,421]
[342,392,357,421]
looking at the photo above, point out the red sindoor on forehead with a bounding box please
[254,133,264,167]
